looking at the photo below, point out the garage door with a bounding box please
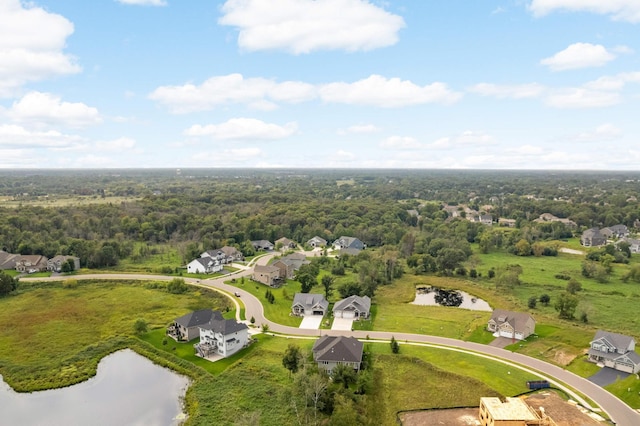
[342,311,355,319]
[313,310,324,316]
[499,330,514,338]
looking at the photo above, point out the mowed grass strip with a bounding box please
[0,280,231,391]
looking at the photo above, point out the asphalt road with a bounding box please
[22,261,640,426]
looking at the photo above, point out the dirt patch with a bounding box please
[552,349,577,366]
[559,247,585,255]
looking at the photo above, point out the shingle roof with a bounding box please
[489,309,535,333]
[175,309,222,328]
[313,336,363,363]
[292,293,328,311]
[200,314,248,335]
[333,295,371,314]
[592,330,636,351]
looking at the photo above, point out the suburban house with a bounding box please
[194,311,249,358]
[621,238,640,254]
[498,218,517,228]
[15,255,49,273]
[487,310,536,341]
[312,335,363,374]
[275,237,297,250]
[47,255,80,272]
[587,330,640,374]
[533,213,577,228]
[201,246,244,264]
[187,257,222,274]
[272,253,309,279]
[167,309,218,342]
[478,397,544,426]
[581,228,607,247]
[471,214,493,226]
[291,293,328,316]
[333,295,371,320]
[306,236,327,248]
[333,236,366,251]
[601,224,630,239]
[442,205,462,218]
[250,240,274,251]
[252,264,281,287]
[0,251,20,270]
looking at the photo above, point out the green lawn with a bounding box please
[0,280,231,391]
[227,278,303,327]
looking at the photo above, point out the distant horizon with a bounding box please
[1,1,639,169]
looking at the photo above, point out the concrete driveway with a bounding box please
[331,318,353,331]
[299,315,323,329]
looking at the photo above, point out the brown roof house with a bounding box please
[0,251,20,270]
[588,330,640,374]
[275,237,297,250]
[487,309,536,341]
[312,335,363,374]
[15,255,49,273]
[252,264,281,287]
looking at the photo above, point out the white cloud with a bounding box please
[319,75,462,107]
[545,88,620,108]
[149,73,314,113]
[468,83,545,99]
[116,0,167,5]
[8,92,101,128]
[338,124,381,135]
[0,0,80,96]
[541,43,615,71]
[427,131,494,150]
[380,136,421,150]
[95,137,137,151]
[529,0,640,23]
[219,0,405,54]
[571,124,622,142]
[184,118,297,140]
[0,124,84,149]
[335,150,355,160]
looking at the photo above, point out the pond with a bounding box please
[412,287,492,311]
[0,349,189,426]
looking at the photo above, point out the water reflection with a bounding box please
[0,349,189,426]
[412,286,492,311]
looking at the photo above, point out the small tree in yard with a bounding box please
[554,292,578,320]
[0,272,18,296]
[539,294,551,306]
[528,296,537,309]
[332,363,357,389]
[390,336,400,354]
[134,318,148,334]
[282,344,303,377]
[566,279,582,294]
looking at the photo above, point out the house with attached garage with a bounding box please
[291,293,328,317]
[15,255,49,273]
[333,295,371,320]
[312,336,363,374]
[187,257,222,274]
[580,228,607,247]
[167,309,218,342]
[0,251,20,270]
[306,236,327,248]
[201,246,244,264]
[194,311,249,358]
[588,330,640,373]
[601,224,629,239]
[275,237,297,250]
[47,255,80,272]
[487,309,536,341]
[333,236,366,251]
[272,253,309,280]
[250,240,274,251]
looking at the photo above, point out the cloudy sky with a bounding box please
[1,0,640,169]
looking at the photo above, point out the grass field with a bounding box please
[227,278,304,327]
[0,280,231,391]
[0,195,141,208]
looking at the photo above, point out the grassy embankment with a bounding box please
[0,279,548,425]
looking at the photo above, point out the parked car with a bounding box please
[234,292,241,297]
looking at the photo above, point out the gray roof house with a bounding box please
[333,236,366,251]
[250,240,274,251]
[291,293,328,316]
[588,330,640,374]
[195,312,249,358]
[306,236,327,248]
[333,295,371,320]
[581,228,607,247]
[487,309,536,341]
[602,224,630,239]
[168,309,220,342]
[312,336,363,373]
[47,255,80,272]
[272,253,310,279]
[0,251,20,270]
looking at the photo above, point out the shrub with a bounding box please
[62,278,78,289]
[167,278,188,294]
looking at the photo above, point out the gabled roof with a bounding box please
[307,236,327,246]
[200,314,248,335]
[276,237,296,246]
[591,330,635,351]
[313,336,363,363]
[489,309,535,333]
[191,257,218,268]
[0,251,20,269]
[254,264,280,274]
[292,293,328,310]
[333,295,371,313]
[175,309,222,328]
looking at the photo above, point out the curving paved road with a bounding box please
[23,262,640,426]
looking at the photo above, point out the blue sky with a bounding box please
[1,0,639,169]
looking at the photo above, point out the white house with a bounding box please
[195,311,249,358]
[187,257,222,274]
[333,295,371,320]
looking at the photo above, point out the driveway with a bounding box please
[588,367,631,387]
[331,318,353,331]
[299,315,323,329]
